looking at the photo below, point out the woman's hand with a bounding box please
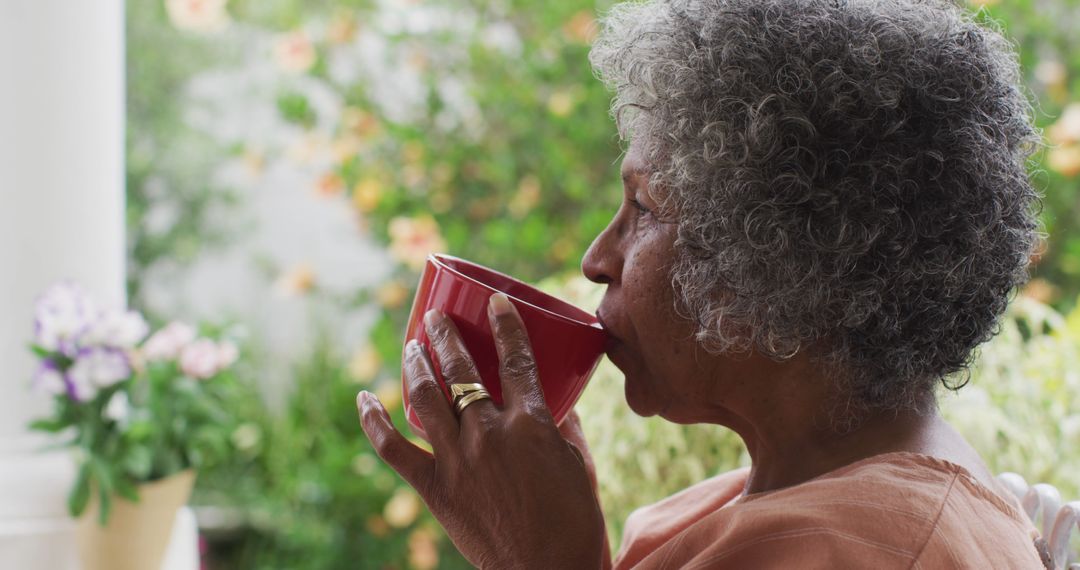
[356,293,607,569]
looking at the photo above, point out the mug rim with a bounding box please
[428,253,604,332]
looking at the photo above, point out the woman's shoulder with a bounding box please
[615,452,1046,569]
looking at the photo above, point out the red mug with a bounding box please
[402,254,607,440]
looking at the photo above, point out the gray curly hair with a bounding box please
[589,0,1041,420]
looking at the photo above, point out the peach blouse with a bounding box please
[614,452,1047,569]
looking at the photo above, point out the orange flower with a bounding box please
[165,0,229,33]
[1047,144,1080,178]
[352,178,383,213]
[375,281,410,309]
[547,89,576,117]
[275,264,316,296]
[341,107,382,140]
[509,175,541,219]
[314,172,345,197]
[365,515,390,538]
[274,31,317,73]
[384,488,421,528]
[348,344,381,383]
[327,11,359,44]
[1048,104,1080,146]
[563,11,597,44]
[388,216,447,270]
[408,528,440,570]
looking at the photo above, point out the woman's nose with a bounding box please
[581,217,622,286]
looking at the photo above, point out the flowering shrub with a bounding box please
[29,282,240,524]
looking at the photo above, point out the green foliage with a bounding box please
[195,334,470,569]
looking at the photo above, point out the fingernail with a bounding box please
[357,390,371,411]
[424,309,443,330]
[489,293,513,316]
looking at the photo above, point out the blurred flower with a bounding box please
[217,340,239,369]
[165,0,230,34]
[33,361,67,397]
[242,147,265,177]
[509,175,541,219]
[341,107,381,140]
[331,136,360,164]
[275,264,316,296]
[348,345,381,383]
[375,382,401,413]
[1048,104,1080,146]
[408,527,440,570]
[384,488,421,528]
[1022,278,1058,304]
[314,172,346,197]
[352,178,383,214]
[547,89,576,117]
[142,322,197,362]
[104,391,131,424]
[231,423,262,451]
[966,0,999,6]
[180,339,222,379]
[286,132,328,166]
[34,282,98,354]
[1047,144,1080,178]
[327,11,359,44]
[365,515,390,538]
[68,347,131,399]
[82,309,149,349]
[1034,60,1067,89]
[274,31,317,74]
[375,281,410,309]
[562,10,597,44]
[351,453,378,476]
[388,216,447,269]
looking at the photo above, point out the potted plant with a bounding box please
[28,281,239,570]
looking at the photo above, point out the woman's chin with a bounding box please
[623,377,661,418]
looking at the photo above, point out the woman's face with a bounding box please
[582,145,728,422]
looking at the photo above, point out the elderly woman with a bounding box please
[357,0,1048,567]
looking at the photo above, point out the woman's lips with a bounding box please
[595,313,622,354]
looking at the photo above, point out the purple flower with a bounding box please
[33,282,99,355]
[81,309,149,349]
[67,347,131,401]
[32,360,67,397]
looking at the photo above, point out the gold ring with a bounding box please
[448,382,491,415]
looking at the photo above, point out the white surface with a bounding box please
[161,507,200,570]
[0,0,126,568]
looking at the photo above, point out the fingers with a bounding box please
[357,391,435,493]
[403,339,459,455]
[487,293,550,419]
[423,310,499,425]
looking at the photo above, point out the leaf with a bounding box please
[28,344,54,360]
[97,485,111,526]
[29,417,70,433]
[123,446,154,480]
[68,463,91,517]
[114,476,140,503]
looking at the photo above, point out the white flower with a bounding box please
[165,0,230,34]
[67,348,130,400]
[179,339,221,379]
[274,31,316,73]
[216,340,239,370]
[34,282,98,354]
[142,322,197,361]
[104,391,131,424]
[33,362,67,397]
[231,423,261,451]
[82,309,149,349]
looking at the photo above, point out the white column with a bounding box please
[0,0,125,568]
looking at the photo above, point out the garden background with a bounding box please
[114,0,1080,567]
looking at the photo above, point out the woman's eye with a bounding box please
[629,198,651,217]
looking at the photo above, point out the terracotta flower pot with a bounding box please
[76,470,196,570]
